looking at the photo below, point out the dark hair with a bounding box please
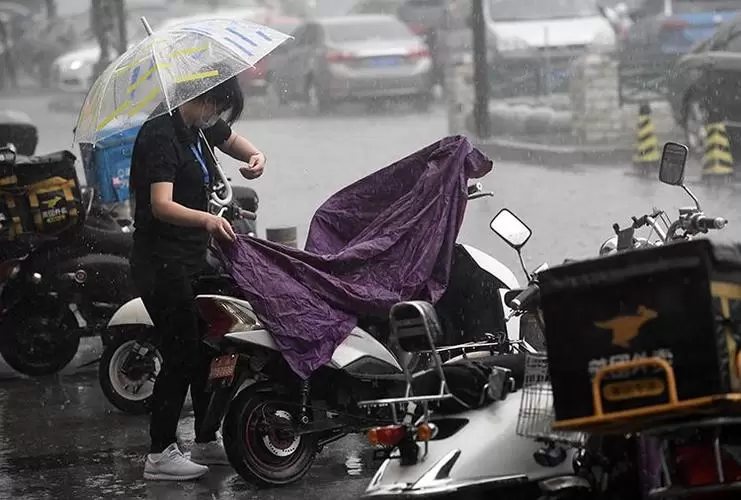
[196,75,244,125]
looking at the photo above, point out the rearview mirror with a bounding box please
[659,141,688,186]
[490,208,532,249]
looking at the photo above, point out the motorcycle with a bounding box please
[359,141,731,500]
[0,148,136,377]
[102,176,532,488]
[356,208,593,500]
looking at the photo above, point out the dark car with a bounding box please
[666,12,741,156]
[608,0,738,101]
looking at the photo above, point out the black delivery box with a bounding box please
[538,239,741,434]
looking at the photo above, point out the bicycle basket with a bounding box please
[516,352,587,447]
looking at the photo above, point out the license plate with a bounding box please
[209,354,238,381]
[367,56,402,67]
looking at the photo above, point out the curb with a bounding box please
[475,135,634,166]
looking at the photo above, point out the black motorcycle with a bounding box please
[0,148,136,377]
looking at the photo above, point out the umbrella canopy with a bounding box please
[73,17,291,145]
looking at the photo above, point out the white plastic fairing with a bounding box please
[107,298,154,327]
[329,328,402,372]
[460,244,520,290]
[226,326,403,373]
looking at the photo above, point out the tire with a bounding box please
[683,94,708,158]
[306,77,333,115]
[0,301,81,377]
[223,383,318,486]
[98,328,161,415]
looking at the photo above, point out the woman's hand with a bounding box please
[239,151,265,180]
[204,213,236,243]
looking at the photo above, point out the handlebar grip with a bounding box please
[508,284,540,310]
[695,216,727,231]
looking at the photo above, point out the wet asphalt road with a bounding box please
[1,91,741,499]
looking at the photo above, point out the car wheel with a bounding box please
[684,96,708,158]
[306,78,333,115]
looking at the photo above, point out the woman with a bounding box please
[129,75,265,481]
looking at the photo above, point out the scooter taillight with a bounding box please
[675,444,741,495]
[196,298,237,341]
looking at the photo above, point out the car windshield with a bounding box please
[324,18,413,42]
[488,0,599,21]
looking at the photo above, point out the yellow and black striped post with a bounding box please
[702,120,734,178]
[632,103,660,172]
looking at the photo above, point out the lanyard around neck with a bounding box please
[189,140,210,185]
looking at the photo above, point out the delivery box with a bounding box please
[538,239,741,434]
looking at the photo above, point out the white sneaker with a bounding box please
[143,443,209,481]
[190,438,229,466]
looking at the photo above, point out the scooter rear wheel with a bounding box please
[224,383,318,486]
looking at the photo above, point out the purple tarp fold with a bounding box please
[218,135,493,379]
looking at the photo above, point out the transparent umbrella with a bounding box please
[72,16,291,205]
[74,16,290,144]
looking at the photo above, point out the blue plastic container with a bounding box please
[81,124,142,205]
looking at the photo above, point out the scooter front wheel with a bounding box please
[99,327,161,415]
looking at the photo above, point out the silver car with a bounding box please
[269,14,434,113]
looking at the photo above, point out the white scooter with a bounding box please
[100,189,541,488]
[357,209,589,500]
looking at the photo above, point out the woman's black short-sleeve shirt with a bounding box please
[130,108,232,273]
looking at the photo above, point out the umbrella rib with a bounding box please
[149,37,173,113]
[93,60,119,139]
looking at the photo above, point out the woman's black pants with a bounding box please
[131,258,218,454]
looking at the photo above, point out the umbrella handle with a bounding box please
[199,129,233,208]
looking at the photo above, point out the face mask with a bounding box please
[195,104,220,129]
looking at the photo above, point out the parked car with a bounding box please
[267,14,434,113]
[666,12,741,156]
[350,0,448,86]
[484,0,617,97]
[604,0,738,101]
[50,4,176,93]
[239,15,302,97]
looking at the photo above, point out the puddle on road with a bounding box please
[344,451,364,476]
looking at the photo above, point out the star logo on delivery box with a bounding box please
[595,306,658,348]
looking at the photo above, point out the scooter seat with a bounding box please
[412,353,526,415]
[73,224,133,257]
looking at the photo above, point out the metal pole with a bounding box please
[115,0,127,55]
[443,0,462,135]
[472,0,491,139]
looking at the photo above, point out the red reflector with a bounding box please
[196,298,236,341]
[675,445,741,488]
[368,425,406,446]
[408,24,426,36]
[407,48,430,59]
[661,19,688,30]
[326,50,354,62]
